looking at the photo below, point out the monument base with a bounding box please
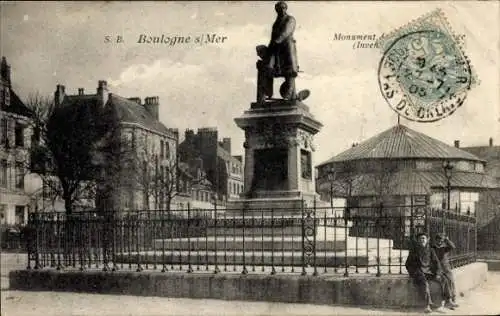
[225,192,325,217]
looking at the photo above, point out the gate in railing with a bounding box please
[25,201,476,276]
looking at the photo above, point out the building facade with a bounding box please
[54,81,179,212]
[178,128,244,204]
[0,57,38,226]
[316,125,498,220]
[460,138,500,250]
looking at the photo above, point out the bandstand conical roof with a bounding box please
[318,124,483,166]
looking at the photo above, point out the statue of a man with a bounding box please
[265,1,299,100]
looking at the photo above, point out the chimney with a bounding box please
[185,129,194,140]
[78,88,84,95]
[1,57,11,86]
[96,80,109,107]
[454,140,460,148]
[221,137,231,153]
[128,97,141,105]
[54,84,65,107]
[489,137,493,147]
[144,96,159,120]
[168,128,179,141]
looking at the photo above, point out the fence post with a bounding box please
[161,209,168,272]
[34,213,41,270]
[409,200,414,240]
[376,202,382,277]
[344,204,349,277]
[135,211,142,272]
[301,199,306,276]
[242,206,248,275]
[270,207,276,275]
[56,213,63,270]
[187,205,193,273]
[26,214,33,270]
[425,208,430,237]
[312,198,318,276]
[442,208,446,234]
[79,213,85,271]
[213,200,220,274]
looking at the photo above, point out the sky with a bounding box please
[1,1,499,166]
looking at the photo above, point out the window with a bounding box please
[32,127,41,144]
[0,160,6,187]
[475,163,484,173]
[15,123,24,147]
[14,163,23,189]
[0,117,7,145]
[160,140,164,159]
[165,142,170,160]
[15,205,25,225]
[0,204,6,225]
[416,161,434,170]
[460,191,478,214]
[455,161,473,172]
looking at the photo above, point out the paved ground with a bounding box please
[2,252,500,316]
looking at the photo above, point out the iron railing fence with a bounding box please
[25,203,476,276]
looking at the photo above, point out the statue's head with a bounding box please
[275,1,287,16]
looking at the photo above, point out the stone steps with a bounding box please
[152,236,394,252]
[114,249,409,267]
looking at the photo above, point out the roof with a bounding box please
[319,170,499,196]
[318,124,483,166]
[2,90,32,117]
[108,94,174,138]
[461,146,500,161]
[455,146,500,179]
[217,146,242,165]
[60,94,175,138]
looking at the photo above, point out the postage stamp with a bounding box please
[376,9,478,122]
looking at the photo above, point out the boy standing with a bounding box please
[405,233,447,313]
[433,233,459,309]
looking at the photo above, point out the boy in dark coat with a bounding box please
[433,233,459,309]
[405,233,448,313]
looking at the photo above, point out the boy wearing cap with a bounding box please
[405,233,447,313]
[433,233,459,309]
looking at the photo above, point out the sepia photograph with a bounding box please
[1,1,499,315]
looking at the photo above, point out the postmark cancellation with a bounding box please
[376,9,479,123]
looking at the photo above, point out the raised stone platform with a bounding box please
[152,236,394,252]
[9,262,488,308]
[114,245,407,267]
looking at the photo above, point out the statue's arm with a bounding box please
[274,16,296,44]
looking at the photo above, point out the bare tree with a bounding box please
[121,132,211,212]
[368,159,399,206]
[25,92,107,214]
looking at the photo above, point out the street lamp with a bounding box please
[442,160,454,210]
[327,167,336,209]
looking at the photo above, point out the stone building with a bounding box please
[316,124,498,214]
[0,57,38,226]
[174,161,214,210]
[460,138,500,250]
[53,81,179,211]
[178,128,244,205]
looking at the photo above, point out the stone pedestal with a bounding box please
[228,99,323,214]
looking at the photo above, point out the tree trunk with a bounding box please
[64,196,73,215]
